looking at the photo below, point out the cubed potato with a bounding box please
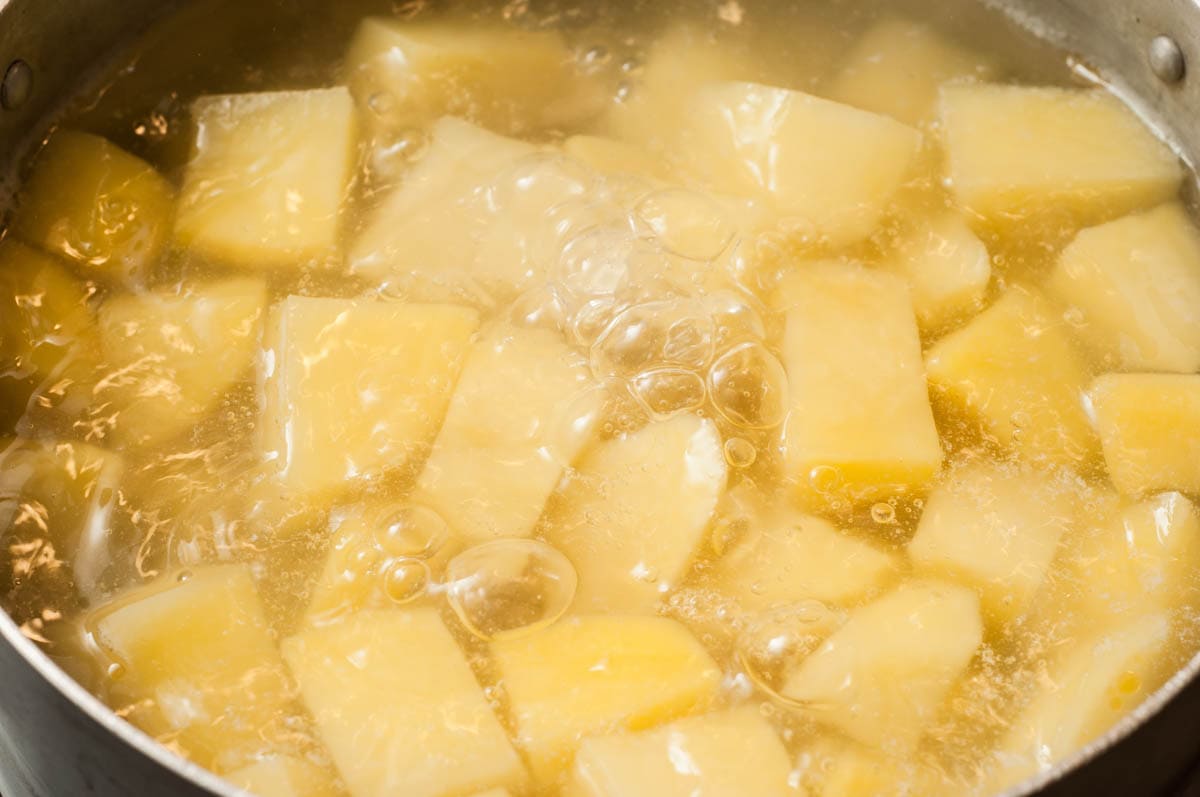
[880,211,991,334]
[680,82,922,247]
[940,85,1182,231]
[97,278,267,448]
[261,297,478,496]
[225,756,339,797]
[93,566,297,772]
[566,707,796,797]
[175,88,358,267]
[1089,373,1200,495]
[542,414,727,613]
[775,263,943,506]
[908,460,1078,626]
[493,615,720,784]
[828,18,992,126]
[563,136,664,178]
[1047,204,1200,373]
[925,287,1098,465]
[283,609,525,797]
[13,131,174,285]
[0,241,94,381]
[415,324,601,543]
[782,581,983,749]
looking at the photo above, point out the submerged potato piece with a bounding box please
[681,82,921,247]
[225,756,339,797]
[1047,204,1200,373]
[828,18,992,126]
[93,566,296,772]
[1089,373,1200,495]
[97,278,267,448]
[543,414,727,613]
[794,738,921,797]
[284,609,525,797]
[940,85,1181,229]
[776,263,943,506]
[262,297,478,496]
[415,324,600,543]
[566,707,796,797]
[563,136,664,178]
[176,88,357,266]
[925,287,1097,465]
[782,581,983,749]
[12,131,175,284]
[909,460,1077,625]
[0,241,94,381]
[493,615,721,784]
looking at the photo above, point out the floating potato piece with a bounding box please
[925,287,1098,465]
[97,278,268,449]
[828,18,992,126]
[908,460,1077,626]
[940,85,1181,231]
[93,566,297,772]
[283,609,525,797]
[681,82,922,247]
[782,581,983,749]
[492,614,721,784]
[1047,203,1200,373]
[543,414,727,613]
[563,135,664,178]
[1089,373,1200,495]
[176,88,358,267]
[566,707,796,797]
[415,324,601,543]
[261,297,478,496]
[224,756,339,797]
[775,263,943,506]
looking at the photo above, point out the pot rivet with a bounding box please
[1149,35,1186,84]
[1,60,33,111]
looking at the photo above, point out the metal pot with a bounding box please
[1,1,1200,794]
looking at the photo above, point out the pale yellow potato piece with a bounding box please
[563,135,664,178]
[225,756,339,797]
[12,131,175,284]
[782,581,983,749]
[176,88,358,266]
[1089,373,1200,495]
[681,82,921,247]
[1047,203,1200,373]
[493,615,720,784]
[566,707,797,797]
[93,566,296,772]
[97,278,267,448]
[261,297,478,496]
[880,211,991,334]
[469,791,512,797]
[794,738,922,797]
[415,324,600,543]
[0,240,94,381]
[909,460,1077,626]
[940,85,1181,230]
[828,18,992,126]
[283,609,525,797]
[776,263,943,506]
[543,414,727,613]
[925,287,1098,465]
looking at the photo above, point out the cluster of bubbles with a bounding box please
[734,599,846,706]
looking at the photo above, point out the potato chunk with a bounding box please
[262,297,478,496]
[415,324,600,543]
[563,136,663,178]
[1089,373,1200,495]
[543,414,727,613]
[1047,204,1200,373]
[93,566,297,772]
[0,241,94,381]
[925,287,1097,465]
[681,82,921,247]
[97,278,268,448]
[12,131,175,284]
[782,581,983,748]
[940,85,1181,230]
[566,707,796,797]
[909,460,1077,625]
[776,263,943,506]
[283,609,525,797]
[224,756,339,797]
[493,615,720,784]
[176,88,358,267]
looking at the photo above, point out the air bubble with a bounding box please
[490,152,593,214]
[445,539,577,641]
[510,285,568,333]
[570,298,626,348]
[870,502,896,525]
[706,290,767,348]
[591,300,715,379]
[809,465,843,494]
[382,559,430,604]
[636,189,735,261]
[736,601,845,704]
[367,92,397,117]
[580,45,611,71]
[372,504,449,560]
[724,437,757,468]
[558,225,640,299]
[366,127,428,187]
[709,342,789,429]
[631,368,707,418]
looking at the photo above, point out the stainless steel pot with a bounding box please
[1,1,1200,794]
